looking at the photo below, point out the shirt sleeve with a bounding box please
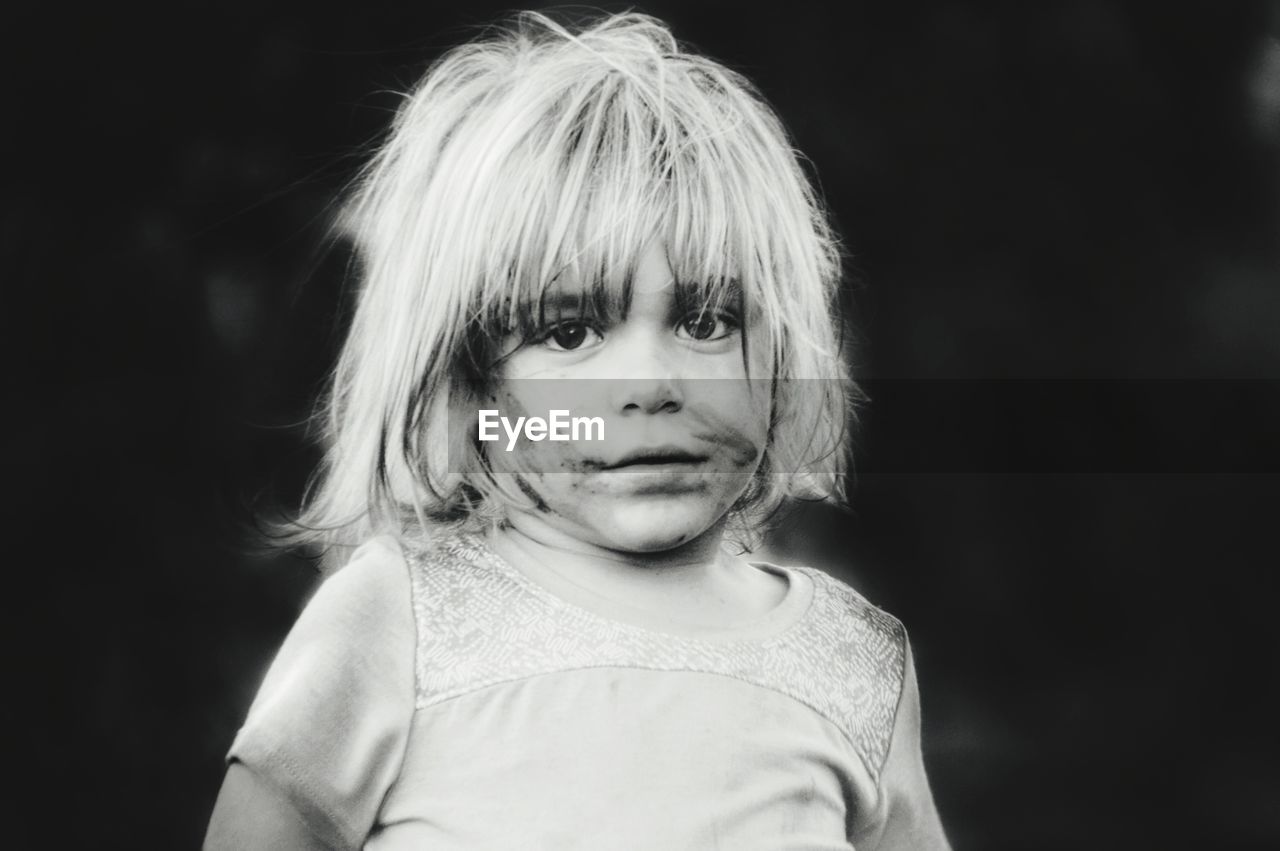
[851,639,952,851]
[227,537,417,850]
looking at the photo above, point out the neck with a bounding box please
[485,512,788,634]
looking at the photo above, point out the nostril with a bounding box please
[616,379,684,415]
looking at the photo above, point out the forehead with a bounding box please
[515,243,740,313]
[546,242,673,296]
[458,74,786,318]
[630,243,674,295]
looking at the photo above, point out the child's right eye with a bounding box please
[537,321,602,352]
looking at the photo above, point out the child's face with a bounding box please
[485,243,769,554]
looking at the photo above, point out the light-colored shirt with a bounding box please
[228,532,950,850]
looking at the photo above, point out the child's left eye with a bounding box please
[676,311,738,342]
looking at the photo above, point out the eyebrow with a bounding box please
[505,274,743,330]
[673,277,744,310]
[529,291,599,313]
[506,287,621,333]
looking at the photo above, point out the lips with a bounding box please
[604,447,708,469]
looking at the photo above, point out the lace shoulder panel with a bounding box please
[794,568,907,781]
[403,533,906,784]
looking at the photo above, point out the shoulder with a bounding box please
[803,567,907,668]
[249,533,418,695]
[787,566,909,784]
[230,534,420,738]
[395,526,494,588]
[312,528,502,678]
[394,529,547,706]
[227,535,419,848]
[326,534,411,590]
[287,535,415,648]
[393,528,515,633]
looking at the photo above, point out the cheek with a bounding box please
[685,393,770,471]
[481,420,599,482]
[486,386,615,475]
[712,416,766,467]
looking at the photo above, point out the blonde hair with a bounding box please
[290,10,853,553]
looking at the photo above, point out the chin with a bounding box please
[595,501,725,553]
[607,527,703,553]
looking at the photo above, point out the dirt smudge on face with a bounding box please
[513,474,550,512]
[686,404,764,470]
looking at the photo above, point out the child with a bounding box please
[207,11,950,850]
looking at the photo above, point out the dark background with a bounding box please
[7,1,1279,848]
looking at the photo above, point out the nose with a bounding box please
[606,332,684,415]
[617,376,682,415]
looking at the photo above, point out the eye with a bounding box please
[538,320,602,352]
[676,310,738,342]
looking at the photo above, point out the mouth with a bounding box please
[604,447,708,470]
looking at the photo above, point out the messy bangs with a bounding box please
[455,50,793,372]
[290,11,852,552]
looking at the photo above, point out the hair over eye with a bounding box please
[677,311,739,341]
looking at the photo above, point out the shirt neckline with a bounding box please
[457,532,818,646]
